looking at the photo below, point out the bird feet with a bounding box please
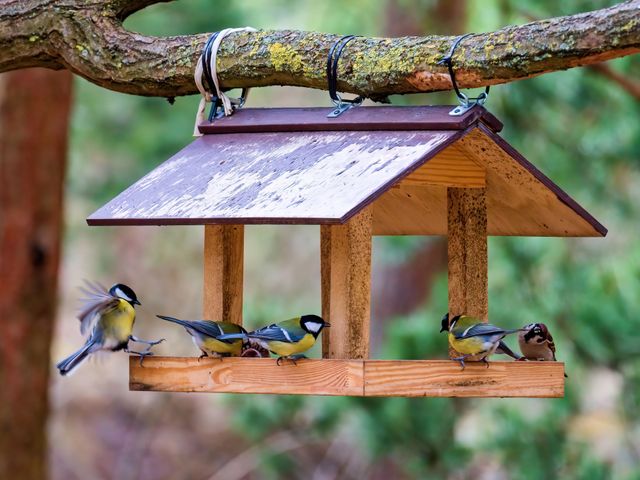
[124,347,155,366]
[451,354,471,371]
[127,336,165,365]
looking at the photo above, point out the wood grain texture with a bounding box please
[323,207,372,359]
[457,127,607,237]
[447,188,488,357]
[320,225,331,359]
[364,360,565,397]
[203,225,244,324]
[130,357,364,396]
[129,357,565,397]
[397,143,485,188]
[372,127,605,237]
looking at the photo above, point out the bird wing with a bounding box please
[189,321,246,344]
[248,321,306,344]
[77,280,120,337]
[454,323,513,340]
[545,331,557,361]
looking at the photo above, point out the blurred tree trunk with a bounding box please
[0,68,73,480]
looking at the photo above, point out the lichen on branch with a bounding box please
[0,0,638,98]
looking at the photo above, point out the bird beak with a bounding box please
[325,322,331,327]
[134,300,141,306]
[439,326,446,333]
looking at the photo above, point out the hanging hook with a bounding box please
[326,35,364,118]
[438,33,490,116]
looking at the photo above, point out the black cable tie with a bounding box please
[326,35,364,117]
[199,31,226,122]
[438,33,489,110]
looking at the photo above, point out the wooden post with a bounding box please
[320,207,372,359]
[447,188,488,357]
[203,225,244,325]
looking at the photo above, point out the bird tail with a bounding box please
[156,315,195,329]
[495,340,522,360]
[503,328,526,336]
[56,340,96,376]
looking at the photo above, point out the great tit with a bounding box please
[440,313,523,370]
[217,315,329,365]
[56,282,164,376]
[156,315,246,358]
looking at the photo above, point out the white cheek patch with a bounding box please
[114,287,133,302]
[305,322,323,333]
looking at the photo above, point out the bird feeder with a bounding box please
[88,106,606,398]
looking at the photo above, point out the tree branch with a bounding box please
[0,0,638,98]
[587,62,640,100]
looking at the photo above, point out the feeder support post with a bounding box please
[447,187,488,357]
[321,206,373,359]
[203,225,244,325]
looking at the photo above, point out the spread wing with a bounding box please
[77,280,119,337]
[190,321,246,344]
[248,322,306,344]
[454,323,511,340]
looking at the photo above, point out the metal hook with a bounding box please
[326,35,364,118]
[438,33,490,116]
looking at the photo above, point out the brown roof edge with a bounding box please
[478,124,608,237]
[86,216,347,227]
[197,105,503,135]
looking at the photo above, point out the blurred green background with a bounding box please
[50,0,640,478]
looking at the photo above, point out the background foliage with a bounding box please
[52,0,640,478]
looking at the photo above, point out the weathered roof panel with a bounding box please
[87,129,460,226]
[87,106,606,237]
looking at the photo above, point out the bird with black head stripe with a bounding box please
[440,313,523,370]
[156,315,246,358]
[57,282,164,376]
[218,315,329,365]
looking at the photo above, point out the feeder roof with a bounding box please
[88,106,606,237]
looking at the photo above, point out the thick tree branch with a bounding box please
[0,0,638,97]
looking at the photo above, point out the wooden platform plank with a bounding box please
[364,360,564,398]
[130,357,564,398]
[130,357,364,396]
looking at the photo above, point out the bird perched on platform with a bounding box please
[440,313,523,370]
[156,315,246,358]
[217,315,330,365]
[518,323,567,377]
[57,282,164,376]
[518,323,559,361]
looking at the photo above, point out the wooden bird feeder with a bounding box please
[89,106,606,398]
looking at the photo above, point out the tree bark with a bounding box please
[0,0,638,98]
[0,68,73,480]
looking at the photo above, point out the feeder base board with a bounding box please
[129,357,564,398]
